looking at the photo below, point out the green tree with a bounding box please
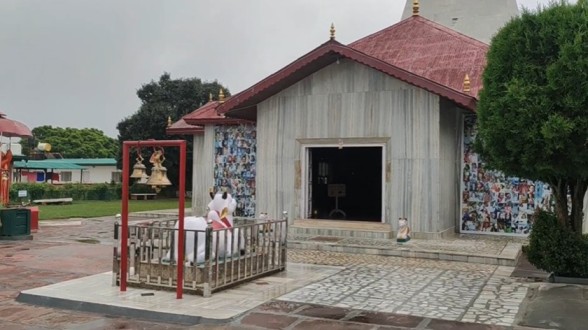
[117,73,229,190]
[475,0,588,233]
[23,126,118,158]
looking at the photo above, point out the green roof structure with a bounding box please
[13,160,86,170]
[50,158,117,166]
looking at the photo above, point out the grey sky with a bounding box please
[0,0,569,138]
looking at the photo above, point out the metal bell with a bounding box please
[130,158,147,180]
[146,164,172,192]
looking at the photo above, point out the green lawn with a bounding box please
[37,199,191,220]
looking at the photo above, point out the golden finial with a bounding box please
[167,116,172,127]
[412,0,420,16]
[219,88,225,104]
[330,23,336,40]
[463,74,471,93]
[209,92,213,102]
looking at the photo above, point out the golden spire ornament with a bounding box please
[463,74,471,93]
[219,88,225,103]
[330,23,336,40]
[167,116,172,127]
[413,0,420,16]
[209,92,213,102]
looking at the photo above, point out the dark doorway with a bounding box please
[309,147,382,221]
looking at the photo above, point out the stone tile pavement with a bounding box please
[230,300,539,330]
[283,251,528,326]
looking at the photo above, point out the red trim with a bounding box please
[217,40,477,118]
[166,129,204,135]
[166,126,204,135]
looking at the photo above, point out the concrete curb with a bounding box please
[16,292,233,326]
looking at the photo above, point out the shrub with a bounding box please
[527,210,588,278]
[129,182,155,194]
[9,183,122,201]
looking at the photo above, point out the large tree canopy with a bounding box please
[476,0,588,232]
[22,126,118,158]
[117,73,230,191]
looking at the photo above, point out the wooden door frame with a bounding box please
[300,141,386,223]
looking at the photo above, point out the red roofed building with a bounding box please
[166,118,203,136]
[168,95,257,215]
[172,2,531,238]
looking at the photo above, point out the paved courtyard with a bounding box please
[285,251,527,326]
[0,215,566,329]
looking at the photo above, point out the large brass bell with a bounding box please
[130,156,147,180]
[146,148,172,192]
[146,165,172,192]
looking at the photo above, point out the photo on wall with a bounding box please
[213,124,257,218]
[460,115,551,236]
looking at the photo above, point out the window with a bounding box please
[81,171,90,183]
[111,171,122,183]
[61,171,72,182]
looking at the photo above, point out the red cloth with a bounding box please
[26,172,36,182]
[211,210,232,230]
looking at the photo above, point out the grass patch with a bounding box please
[38,199,191,220]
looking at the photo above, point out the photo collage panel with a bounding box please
[461,115,551,235]
[213,124,257,217]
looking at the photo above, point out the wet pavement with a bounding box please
[0,216,184,329]
[0,215,580,329]
[517,284,588,330]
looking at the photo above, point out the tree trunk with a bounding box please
[570,179,587,234]
[551,178,570,229]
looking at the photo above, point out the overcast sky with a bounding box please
[0,0,569,138]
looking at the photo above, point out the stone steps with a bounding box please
[289,219,392,239]
[287,234,522,267]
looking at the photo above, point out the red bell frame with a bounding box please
[120,140,187,299]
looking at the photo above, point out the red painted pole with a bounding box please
[177,140,186,299]
[120,140,186,297]
[120,142,130,292]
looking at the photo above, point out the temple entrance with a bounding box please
[306,146,383,222]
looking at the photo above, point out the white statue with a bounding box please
[397,217,411,242]
[166,189,244,265]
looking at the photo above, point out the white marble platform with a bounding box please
[17,263,343,325]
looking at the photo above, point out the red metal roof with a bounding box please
[215,15,486,119]
[165,118,203,136]
[181,100,252,126]
[0,112,32,137]
[349,15,488,99]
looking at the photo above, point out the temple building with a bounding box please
[169,0,587,237]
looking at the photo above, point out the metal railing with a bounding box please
[113,214,288,297]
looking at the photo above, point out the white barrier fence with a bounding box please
[113,215,288,297]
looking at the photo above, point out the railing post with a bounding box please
[129,226,136,277]
[281,211,288,269]
[112,221,119,286]
[202,219,214,297]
